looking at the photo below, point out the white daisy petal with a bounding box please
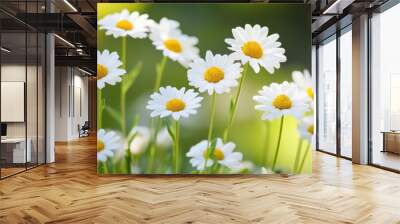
[146,86,203,121]
[186,138,244,171]
[225,24,286,74]
[149,18,199,67]
[187,51,242,95]
[292,70,314,106]
[298,115,314,140]
[129,126,151,155]
[98,10,153,39]
[253,81,308,121]
[97,129,124,162]
[97,50,126,89]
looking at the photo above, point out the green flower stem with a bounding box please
[154,56,168,91]
[107,158,113,174]
[97,89,103,129]
[262,122,269,165]
[214,163,222,174]
[120,37,127,135]
[223,63,249,142]
[293,139,304,173]
[125,149,132,173]
[204,92,217,174]
[174,120,181,173]
[120,37,131,173]
[102,161,109,174]
[144,56,168,173]
[97,162,102,173]
[271,116,285,171]
[147,118,161,173]
[120,91,126,134]
[298,142,311,173]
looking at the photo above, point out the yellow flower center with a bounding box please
[204,66,225,83]
[164,39,182,53]
[242,41,263,59]
[116,20,134,31]
[203,148,225,160]
[97,64,108,79]
[273,94,292,110]
[166,98,186,112]
[307,124,314,135]
[97,140,105,152]
[306,87,314,99]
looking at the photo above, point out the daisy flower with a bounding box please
[187,51,242,95]
[146,86,203,121]
[129,126,151,155]
[261,167,275,174]
[97,129,123,162]
[225,24,287,74]
[97,50,126,89]
[186,140,213,171]
[298,115,314,140]
[186,138,243,171]
[149,18,199,67]
[253,81,308,121]
[156,128,173,149]
[98,9,153,39]
[292,70,314,102]
[230,161,254,173]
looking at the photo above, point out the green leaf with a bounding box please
[128,114,141,134]
[207,138,218,158]
[229,97,235,116]
[126,114,141,143]
[105,106,121,124]
[122,62,143,94]
[165,119,176,142]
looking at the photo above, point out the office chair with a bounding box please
[78,121,90,138]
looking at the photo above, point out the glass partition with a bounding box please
[38,32,46,165]
[0,1,46,179]
[317,36,337,155]
[339,28,352,158]
[1,30,28,177]
[370,3,400,171]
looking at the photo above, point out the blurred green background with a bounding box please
[98,3,312,174]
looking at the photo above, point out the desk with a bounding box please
[1,138,31,163]
[382,131,400,154]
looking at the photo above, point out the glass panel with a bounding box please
[317,37,337,154]
[38,32,45,165]
[1,30,27,177]
[27,31,38,169]
[339,29,352,158]
[371,4,400,171]
[0,0,46,178]
[26,0,39,169]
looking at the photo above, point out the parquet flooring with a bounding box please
[1,135,400,224]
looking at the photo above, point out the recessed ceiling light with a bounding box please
[1,47,11,53]
[63,0,78,12]
[78,67,93,76]
[54,34,75,48]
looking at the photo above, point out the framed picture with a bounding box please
[97,3,313,174]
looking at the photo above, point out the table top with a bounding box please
[1,138,27,143]
[381,131,400,134]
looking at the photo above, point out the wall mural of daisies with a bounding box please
[97,3,313,175]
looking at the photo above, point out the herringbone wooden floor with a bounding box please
[1,136,400,224]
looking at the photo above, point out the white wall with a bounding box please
[1,63,46,164]
[1,65,38,138]
[54,67,89,141]
[55,67,69,141]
